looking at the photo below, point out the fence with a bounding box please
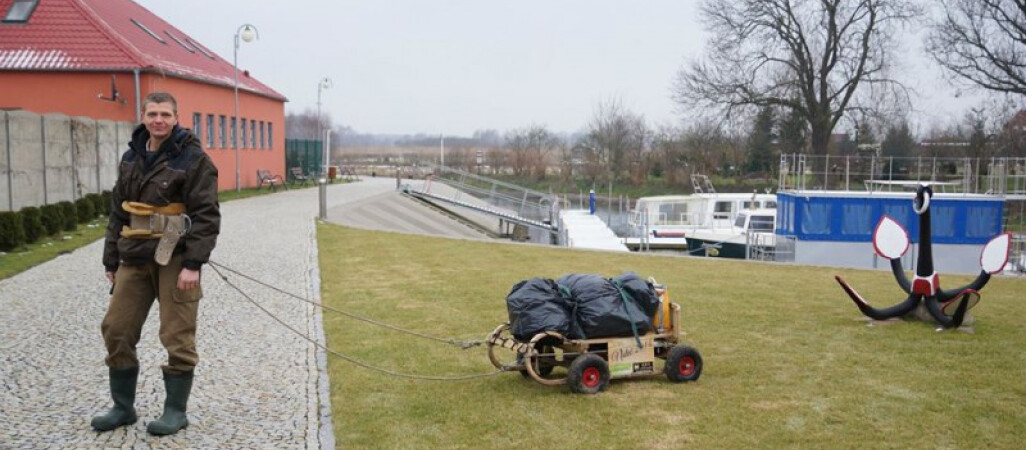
[778,153,1026,197]
[284,139,324,179]
[1,110,132,212]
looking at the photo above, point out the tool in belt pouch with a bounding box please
[120,201,190,266]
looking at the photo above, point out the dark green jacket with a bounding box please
[103,124,220,271]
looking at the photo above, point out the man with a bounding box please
[91,92,220,436]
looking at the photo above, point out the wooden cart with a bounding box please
[486,286,703,394]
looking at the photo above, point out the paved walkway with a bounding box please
[0,178,457,449]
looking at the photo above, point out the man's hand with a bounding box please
[106,272,115,283]
[177,268,201,291]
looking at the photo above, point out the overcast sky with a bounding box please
[139,0,993,137]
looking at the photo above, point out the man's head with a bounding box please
[142,92,178,142]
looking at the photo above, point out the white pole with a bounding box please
[233,33,240,192]
[232,24,258,192]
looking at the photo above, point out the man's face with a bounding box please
[143,101,177,140]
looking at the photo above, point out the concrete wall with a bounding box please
[0,111,132,212]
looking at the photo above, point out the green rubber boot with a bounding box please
[146,370,193,436]
[90,367,139,431]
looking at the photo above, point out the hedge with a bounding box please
[86,193,105,218]
[75,197,95,223]
[40,204,63,236]
[100,191,113,216]
[0,211,26,251]
[56,201,77,232]
[20,206,45,243]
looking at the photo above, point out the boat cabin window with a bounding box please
[764,200,777,209]
[734,215,747,228]
[743,201,755,209]
[658,203,688,224]
[750,216,775,232]
[714,201,734,219]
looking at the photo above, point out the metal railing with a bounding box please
[778,154,1026,198]
[419,164,563,225]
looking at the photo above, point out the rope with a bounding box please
[207,261,483,349]
[207,262,502,381]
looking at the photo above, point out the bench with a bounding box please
[289,167,311,187]
[256,169,285,191]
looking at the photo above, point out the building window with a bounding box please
[192,113,202,144]
[206,114,214,148]
[268,123,273,150]
[3,0,38,23]
[230,116,237,148]
[260,121,266,149]
[240,118,247,148]
[218,115,226,148]
[250,120,256,150]
[131,19,166,44]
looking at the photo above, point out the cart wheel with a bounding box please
[665,345,702,382]
[568,354,610,394]
[519,344,555,379]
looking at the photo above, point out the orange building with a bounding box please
[0,0,287,191]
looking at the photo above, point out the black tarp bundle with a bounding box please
[505,272,661,340]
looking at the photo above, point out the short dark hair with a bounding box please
[142,92,178,114]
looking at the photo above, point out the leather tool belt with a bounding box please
[120,201,190,266]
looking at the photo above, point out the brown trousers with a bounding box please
[101,253,203,374]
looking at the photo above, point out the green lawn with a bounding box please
[0,219,108,279]
[319,223,1026,449]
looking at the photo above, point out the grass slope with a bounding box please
[318,223,1026,449]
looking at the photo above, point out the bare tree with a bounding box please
[582,99,649,185]
[927,0,1026,96]
[285,109,325,140]
[503,125,560,180]
[674,0,920,156]
[680,120,732,177]
[651,125,689,186]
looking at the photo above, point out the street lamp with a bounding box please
[317,77,333,177]
[233,23,259,192]
[316,78,333,220]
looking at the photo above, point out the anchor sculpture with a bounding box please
[835,184,1011,329]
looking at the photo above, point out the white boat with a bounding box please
[623,192,777,258]
[684,208,777,259]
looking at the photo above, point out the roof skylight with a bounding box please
[165,31,195,53]
[131,18,166,44]
[3,0,38,23]
[186,38,216,60]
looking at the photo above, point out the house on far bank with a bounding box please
[0,0,287,191]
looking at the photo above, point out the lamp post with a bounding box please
[316,77,333,177]
[233,23,259,192]
[316,78,333,221]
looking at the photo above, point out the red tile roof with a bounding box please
[0,0,285,101]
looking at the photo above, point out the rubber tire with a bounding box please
[567,354,610,394]
[519,344,556,379]
[665,345,702,382]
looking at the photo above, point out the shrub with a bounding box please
[75,197,95,223]
[86,193,106,218]
[57,201,77,231]
[40,204,63,236]
[101,191,113,216]
[0,211,26,251]
[20,206,45,243]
